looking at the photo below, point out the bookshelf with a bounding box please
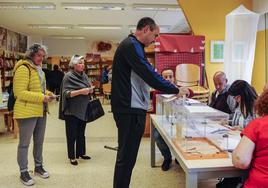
[0,50,25,91]
[59,56,71,73]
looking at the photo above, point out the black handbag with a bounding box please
[85,98,105,123]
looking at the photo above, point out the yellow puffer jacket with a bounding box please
[13,59,51,119]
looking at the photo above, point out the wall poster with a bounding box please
[19,34,27,53]
[0,27,7,50]
[7,30,19,52]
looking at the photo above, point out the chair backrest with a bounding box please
[176,64,200,87]
[102,83,111,94]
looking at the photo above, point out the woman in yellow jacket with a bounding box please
[13,43,55,186]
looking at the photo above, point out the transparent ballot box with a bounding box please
[156,95,231,160]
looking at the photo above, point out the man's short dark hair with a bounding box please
[53,64,59,70]
[136,17,157,31]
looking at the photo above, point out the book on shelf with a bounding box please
[86,64,99,69]
[85,53,101,63]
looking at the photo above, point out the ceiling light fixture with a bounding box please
[78,25,122,30]
[29,24,73,29]
[61,3,125,11]
[132,4,180,11]
[0,2,56,10]
[129,25,171,32]
[49,35,85,40]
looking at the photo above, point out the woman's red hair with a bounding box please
[255,89,268,116]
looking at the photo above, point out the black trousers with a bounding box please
[113,113,146,188]
[64,115,87,159]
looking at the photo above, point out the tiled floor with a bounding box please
[0,102,217,188]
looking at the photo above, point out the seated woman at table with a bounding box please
[216,80,258,188]
[228,80,257,128]
[232,88,268,188]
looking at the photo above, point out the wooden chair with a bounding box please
[102,83,111,104]
[176,64,210,104]
[91,80,101,99]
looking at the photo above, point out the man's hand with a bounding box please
[177,86,190,97]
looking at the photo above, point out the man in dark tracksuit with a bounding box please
[111,17,189,188]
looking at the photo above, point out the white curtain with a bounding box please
[224,5,259,84]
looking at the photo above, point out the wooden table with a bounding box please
[150,114,247,188]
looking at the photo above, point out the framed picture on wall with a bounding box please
[210,40,224,63]
[0,27,7,50]
[19,34,27,53]
[7,30,19,52]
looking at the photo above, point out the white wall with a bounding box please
[253,0,268,14]
[253,0,268,31]
[42,38,93,56]
[27,35,43,48]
